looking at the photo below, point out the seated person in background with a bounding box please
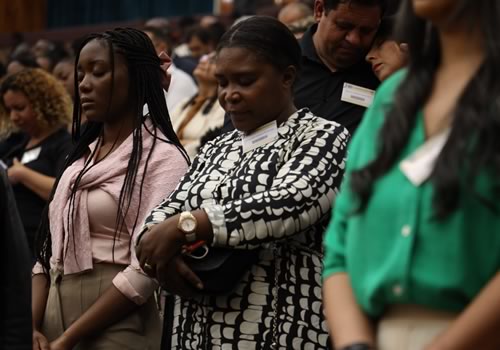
[293,0,383,134]
[32,40,68,73]
[365,16,408,82]
[278,2,313,25]
[0,68,72,254]
[6,51,40,75]
[52,57,76,101]
[32,39,55,58]
[173,25,215,78]
[136,16,349,349]
[204,21,227,46]
[278,2,314,39]
[170,53,225,159]
[143,26,198,112]
[186,25,214,60]
[288,15,316,40]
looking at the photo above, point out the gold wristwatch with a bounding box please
[177,211,198,242]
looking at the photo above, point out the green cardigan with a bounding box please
[323,70,500,317]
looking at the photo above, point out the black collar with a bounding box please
[300,24,324,65]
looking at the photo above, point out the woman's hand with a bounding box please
[136,216,185,277]
[158,51,172,92]
[8,158,26,184]
[7,160,55,200]
[33,330,50,350]
[157,256,204,297]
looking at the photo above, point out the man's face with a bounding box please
[313,0,381,70]
[188,36,211,59]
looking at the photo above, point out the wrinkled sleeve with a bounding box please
[112,143,189,304]
[32,261,45,275]
[203,122,349,249]
[112,268,158,305]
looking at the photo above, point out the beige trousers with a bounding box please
[377,305,456,350]
[42,263,161,350]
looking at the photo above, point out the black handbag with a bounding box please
[184,247,259,295]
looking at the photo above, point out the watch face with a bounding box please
[181,218,196,232]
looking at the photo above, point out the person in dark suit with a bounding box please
[0,168,32,349]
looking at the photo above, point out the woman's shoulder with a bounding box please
[141,124,186,160]
[203,128,239,149]
[43,127,72,150]
[150,137,187,161]
[48,127,71,140]
[374,69,407,105]
[296,108,350,139]
[144,137,189,181]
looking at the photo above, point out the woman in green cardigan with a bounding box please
[322,0,500,349]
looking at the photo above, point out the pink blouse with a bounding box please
[33,122,188,305]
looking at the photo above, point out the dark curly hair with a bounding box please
[0,68,72,136]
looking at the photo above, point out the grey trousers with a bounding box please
[42,263,161,350]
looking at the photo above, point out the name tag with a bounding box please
[341,83,375,108]
[242,120,278,153]
[399,129,451,186]
[21,147,41,164]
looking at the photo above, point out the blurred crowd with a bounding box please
[1,0,499,349]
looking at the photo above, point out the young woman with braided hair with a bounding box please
[32,28,189,350]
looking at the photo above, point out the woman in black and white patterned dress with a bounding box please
[136,17,349,350]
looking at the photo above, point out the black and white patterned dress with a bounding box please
[143,109,349,349]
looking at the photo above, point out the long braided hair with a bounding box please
[35,28,189,273]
